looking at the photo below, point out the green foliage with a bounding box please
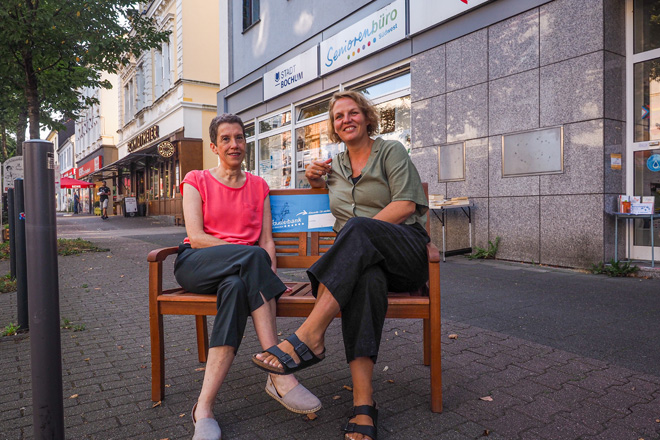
[2,322,20,336]
[468,236,501,260]
[61,318,85,332]
[0,238,108,260]
[0,1,171,138]
[590,259,640,277]
[61,318,72,329]
[0,273,17,293]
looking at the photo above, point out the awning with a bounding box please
[60,177,96,189]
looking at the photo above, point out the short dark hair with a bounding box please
[209,114,246,145]
[328,91,379,143]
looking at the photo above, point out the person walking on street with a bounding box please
[98,181,111,220]
[73,192,80,214]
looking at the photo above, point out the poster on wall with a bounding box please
[320,0,406,75]
[270,194,335,232]
[409,0,492,35]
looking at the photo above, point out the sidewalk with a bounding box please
[0,215,659,439]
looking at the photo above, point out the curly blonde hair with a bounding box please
[327,91,379,143]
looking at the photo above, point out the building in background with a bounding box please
[55,120,76,212]
[74,71,120,215]
[214,0,653,269]
[93,0,219,222]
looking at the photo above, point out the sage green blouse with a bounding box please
[326,137,428,232]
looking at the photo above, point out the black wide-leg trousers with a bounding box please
[174,244,286,352]
[307,217,429,363]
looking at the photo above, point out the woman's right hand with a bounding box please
[305,158,332,186]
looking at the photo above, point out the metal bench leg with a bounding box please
[196,315,209,363]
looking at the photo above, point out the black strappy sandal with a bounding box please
[343,402,378,440]
[252,333,325,375]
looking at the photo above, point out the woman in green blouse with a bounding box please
[253,91,429,440]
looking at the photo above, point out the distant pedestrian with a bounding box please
[98,181,111,219]
[73,192,80,214]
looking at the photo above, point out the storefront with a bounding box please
[219,0,649,268]
[92,125,202,219]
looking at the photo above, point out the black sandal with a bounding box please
[343,402,378,440]
[252,333,325,375]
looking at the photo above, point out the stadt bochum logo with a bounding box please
[275,72,280,84]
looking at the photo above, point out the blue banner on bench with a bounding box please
[270,194,335,232]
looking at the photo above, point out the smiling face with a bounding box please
[331,97,370,145]
[211,122,246,169]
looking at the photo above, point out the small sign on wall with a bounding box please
[610,153,622,170]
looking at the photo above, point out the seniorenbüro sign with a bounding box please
[320,0,405,76]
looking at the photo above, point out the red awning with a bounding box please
[60,177,95,189]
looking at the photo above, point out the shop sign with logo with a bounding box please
[410,0,491,35]
[128,125,159,152]
[157,141,175,158]
[320,0,405,76]
[264,46,318,100]
[3,156,24,192]
[61,168,77,178]
[77,156,102,179]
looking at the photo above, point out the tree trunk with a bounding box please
[0,125,7,162]
[23,50,40,141]
[16,110,27,154]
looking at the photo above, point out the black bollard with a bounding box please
[14,179,28,331]
[7,188,16,279]
[23,140,64,439]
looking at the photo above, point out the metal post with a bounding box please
[23,140,64,439]
[14,179,28,331]
[7,188,16,279]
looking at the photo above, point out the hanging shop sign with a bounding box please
[264,46,318,100]
[409,0,492,35]
[3,156,24,192]
[157,141,175,158]
[320,0,406,76]
[77,156,102,179]
[61,168,77,178]
[128,125,159,152]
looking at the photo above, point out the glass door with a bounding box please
[627,0,660,262]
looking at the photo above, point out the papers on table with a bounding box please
[428,195,470,209]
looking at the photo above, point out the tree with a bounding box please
[0,1,170,139]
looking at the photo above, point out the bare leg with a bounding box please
[194,346,234,420]
[251,297,301,394]
[256,283,340,368]
[345,357,376,440]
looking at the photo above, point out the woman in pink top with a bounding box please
[174,114,321,440]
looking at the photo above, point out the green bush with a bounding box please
[590,259,639,277]
[468,236,501,260]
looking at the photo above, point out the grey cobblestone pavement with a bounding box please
[0,214,659,439]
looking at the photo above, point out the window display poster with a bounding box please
[270,194,335,232]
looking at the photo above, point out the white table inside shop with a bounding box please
[612,212,659,268]
[429,198,473,262]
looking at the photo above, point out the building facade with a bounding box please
[98,0,219,221]
[56,120,76,212]
[74,71,120,214]
[215,0,660,269]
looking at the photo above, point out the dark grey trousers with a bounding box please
[174,244,286,352]
[307,217,429,363]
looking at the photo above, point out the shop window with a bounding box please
[243,0,260,31]
[259,131,291,189]
[352,72,411,101]
[633,58,660,142]
[243,140,256,174]
[634,0,660,54]
[294,121,340,188]
[297,99,330,121]
[502,127,563,177]
[259,111,291,133]
[633,149,660,246]
[438,142,465,182]
[374,96,411,151]
[245,123,255,138]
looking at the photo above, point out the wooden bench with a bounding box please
[148,187,443,412]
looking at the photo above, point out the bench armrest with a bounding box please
[147,246,179,263]
[426,242,440,263]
